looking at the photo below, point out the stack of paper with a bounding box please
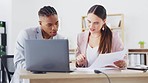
[88,50,126,70]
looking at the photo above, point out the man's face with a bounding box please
[39,15,59,37]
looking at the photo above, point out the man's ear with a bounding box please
[39,21,42,25]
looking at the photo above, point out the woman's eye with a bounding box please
[87,20,91,23]
[94,22,99,25]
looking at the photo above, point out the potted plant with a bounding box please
[0,21,4,27]
[0,45,6,56]
[138,41,145,48]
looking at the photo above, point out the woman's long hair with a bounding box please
[87,5,112,54]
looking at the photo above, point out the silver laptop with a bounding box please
[24,39,70,73]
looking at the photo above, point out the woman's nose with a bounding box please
[89,23,94,28]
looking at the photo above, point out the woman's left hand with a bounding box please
[114,60,127,69]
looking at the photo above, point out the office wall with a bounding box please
[0,0,11,22]
[7,0,148,54]
[0,0,11,79]
[0,0,11,54]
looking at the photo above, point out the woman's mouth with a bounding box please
[90,28,95,31]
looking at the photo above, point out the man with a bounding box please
[11,6,65,83]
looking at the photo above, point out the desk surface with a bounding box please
[20,69,147,78]
[20,69,148,83]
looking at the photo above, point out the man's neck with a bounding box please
[42,30,53,39]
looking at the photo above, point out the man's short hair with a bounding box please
[38,6,57,17]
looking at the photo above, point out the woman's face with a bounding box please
[87,13,106,34]
[39,15,59,37]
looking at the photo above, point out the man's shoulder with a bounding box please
[23,26,39,33]
[17,26,40,39]
[19,26,41,36]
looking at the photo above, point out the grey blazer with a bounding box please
[11,26,65,83]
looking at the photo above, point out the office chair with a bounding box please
[1,55,14,83]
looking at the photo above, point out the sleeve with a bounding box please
[13,29,29,69]
[75,33,81,67]
[76,33,88,67]
[112,32,127,68]
[76,33,81,57]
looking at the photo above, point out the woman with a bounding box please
[76,5,126,68]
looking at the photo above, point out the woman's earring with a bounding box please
[102,27,104,31]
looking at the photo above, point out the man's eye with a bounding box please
[55,22,58,25]
[47,24,52,27]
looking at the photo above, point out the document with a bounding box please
[75,67,116,72]
[88,50,126,70]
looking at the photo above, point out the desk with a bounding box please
[20,69,148,83]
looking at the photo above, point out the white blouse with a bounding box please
[86,44,99,67]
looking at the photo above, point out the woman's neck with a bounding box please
[90,33,101,38]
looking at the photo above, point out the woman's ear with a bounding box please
[103,19,106,24]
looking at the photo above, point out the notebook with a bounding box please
[24,39,70,73]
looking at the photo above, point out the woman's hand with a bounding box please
[114,60,127,69]
[76,54,87,67]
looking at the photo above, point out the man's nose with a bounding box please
[51,25,56,30]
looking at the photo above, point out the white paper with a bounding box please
[88,50,126,69]
[75,67,117,72]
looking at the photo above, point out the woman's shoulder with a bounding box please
[112,31,122,41]
[78,31,89,37]
[111,31,124,52]
[112,31,123,45]
[112,31,120,37]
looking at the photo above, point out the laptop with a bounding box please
[24,39,71,73]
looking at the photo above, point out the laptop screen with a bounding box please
[24,39,70,73]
